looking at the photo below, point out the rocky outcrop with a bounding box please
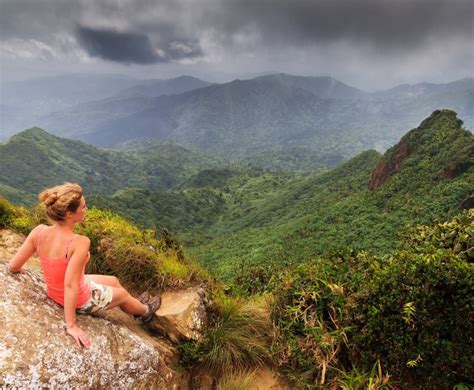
[150,287,208,344]
[368,138,412,190]
[0,229,190,388]
[0,263,189,388]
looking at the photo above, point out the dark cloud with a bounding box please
[75,25,203,64]
[3,0,472,53]
[76,26,160,64]
[206,0,473,52]
[0,0,472,87]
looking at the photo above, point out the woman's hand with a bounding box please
[65,324,91,348]
[8,263,25,273]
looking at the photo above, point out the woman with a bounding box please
[8,183,161,349]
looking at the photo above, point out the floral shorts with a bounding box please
[76,278,113,315]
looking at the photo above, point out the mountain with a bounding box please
[0,74,140,139]
[255,73,367,99]
[32,76,213,139]
[87,110,473,279]
[114,75,213,98]
[0,74,212,140]
[69,75,473,170]
[78,74,370,160]
[5,73,472,172]
[0,127,222,202]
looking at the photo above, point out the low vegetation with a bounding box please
[1,110,472,388]
[267,209,473,388]
[1,196,472,388]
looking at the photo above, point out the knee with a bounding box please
[112,276,121,288]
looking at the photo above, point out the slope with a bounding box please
[91,110,473,280]
[0,127,221,202]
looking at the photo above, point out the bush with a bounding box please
[272,210,474,388]
[0,197,15,228]
[271,258,355,387]
[350,211,474,387]
[0,197,48,233]
[77,207,211,292]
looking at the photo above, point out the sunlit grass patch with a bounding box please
[77,207,212,292]
[216,369,256,390]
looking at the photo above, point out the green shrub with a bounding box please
[272,210,474,388]
[335,361,392,389]
[271,259,354,387]
[0,197,15,228]
[0,197,48,233]
[350,215,474,387]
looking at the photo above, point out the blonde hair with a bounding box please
[38,183,83,221]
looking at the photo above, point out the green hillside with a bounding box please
[88,110,473,280]
[0,127,222,202]
[1,111,472,282]
[1,112,472,387]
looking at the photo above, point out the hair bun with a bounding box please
[40,190,59,206]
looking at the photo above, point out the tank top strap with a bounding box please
[64,235,76,259]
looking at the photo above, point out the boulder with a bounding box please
[149,287,208,344]
[0,229,188,389]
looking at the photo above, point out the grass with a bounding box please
[76,207,212,292]
[179,292,273,381]
[200,293,272,375]
[216,370,257,390]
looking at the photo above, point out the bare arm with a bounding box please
[8,225,44,272]
[63,235,91,348]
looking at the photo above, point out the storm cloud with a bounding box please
[76,25,203,64]
[0,0,472,88]
[76,26,160,64]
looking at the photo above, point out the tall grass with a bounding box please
[216,370,256,390]
[77,207,211,292]
[201,293,272,375]
[179,292,272,381]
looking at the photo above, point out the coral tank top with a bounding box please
[36,225,92,307]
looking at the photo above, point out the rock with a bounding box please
[0,229,188,389]
[368,138,412,191]
[460,194,474,210]
[149,287,208,344]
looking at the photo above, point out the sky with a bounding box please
[0,0,473,90]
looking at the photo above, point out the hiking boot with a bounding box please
[137,291,151,304]
[140,295,162,323]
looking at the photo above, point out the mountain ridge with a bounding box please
[0,127,222,199]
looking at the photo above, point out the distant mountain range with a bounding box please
[27,75,474,167]
[1,73,473,172]
[0,74,212,139]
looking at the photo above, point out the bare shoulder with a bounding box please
[74,235,91,248]
[67,235,90,263]
[28,224,48,240]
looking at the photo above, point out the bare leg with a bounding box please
[86,274,122,288]
[86,275,147,315]
[106,286,148,315]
